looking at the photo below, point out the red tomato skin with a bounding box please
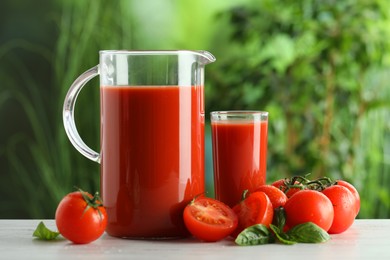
[322,185,356,234]
[255,185,288,209]
[271,179,287,192]
[284,190,334,232]
[336,180,360,216]
[232,191,273,237]
[55,191,107,244]
[183,197,238,242]
[271,179,304,198]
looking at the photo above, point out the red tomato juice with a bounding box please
[100,85,205,238]
[212,120,268,207]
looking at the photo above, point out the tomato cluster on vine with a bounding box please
[271,175,360,234]
[183,175,360,243]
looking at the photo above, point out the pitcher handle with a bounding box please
[63,65,101,163]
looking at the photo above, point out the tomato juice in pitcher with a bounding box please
[63,51,215,238]
[101,85,204,237]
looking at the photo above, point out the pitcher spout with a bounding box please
[195,50,216,65]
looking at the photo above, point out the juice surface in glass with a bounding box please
[100,85,205,238]
[211,118,268,208]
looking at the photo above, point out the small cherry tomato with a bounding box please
[232,191,273,237]
[183,196,238,242]
[284,189,334,232]
[55,189,107,244]
[271,178,305,198]
[271,179,287,190]
[322,185,356,234]
[336,180,360,216]
[255,185,288,209]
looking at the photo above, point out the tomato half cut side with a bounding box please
[183,196,238,242]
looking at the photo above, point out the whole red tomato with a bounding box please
[232,191,273,237]
[183,196,238,242]
[255,185,288,209]
[322,185,356,234]
[55,189,107,244]
[284,190,334,232]
[336,180,360,216]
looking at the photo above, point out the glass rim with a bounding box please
[100,49,200,54]
[210,110,268,116]
[99,50,216,62]
[210,110,268,121]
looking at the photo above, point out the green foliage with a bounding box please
[0,0,134,218]
[206,0,390,218]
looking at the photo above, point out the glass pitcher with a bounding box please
[63,50,215,238]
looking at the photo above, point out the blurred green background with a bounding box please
[1,0,389,219]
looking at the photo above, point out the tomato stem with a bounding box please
[282,174,336,193]
[241,190,250,201]
[75,187,105,221]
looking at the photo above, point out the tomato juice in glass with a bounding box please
[100,85,205,238]
[211,111,268,208]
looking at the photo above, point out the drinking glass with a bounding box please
[210,111,268,207]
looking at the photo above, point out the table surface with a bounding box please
[0,219,389,259]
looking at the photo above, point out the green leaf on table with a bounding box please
[33,221,60,240]
[235,224,274,246]
[273,206,287,231]
[269,224,296,245]
[287,222,331,243]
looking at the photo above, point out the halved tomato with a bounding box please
[183,196,238,242]
[232,191,273,237]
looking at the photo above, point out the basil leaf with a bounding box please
[235,224,274,246]
[269,224,296,245]
[273,206,287,231]
[287,222,330,243]
[33,221,60,240]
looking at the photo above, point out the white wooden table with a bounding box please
[0,219,389,259]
